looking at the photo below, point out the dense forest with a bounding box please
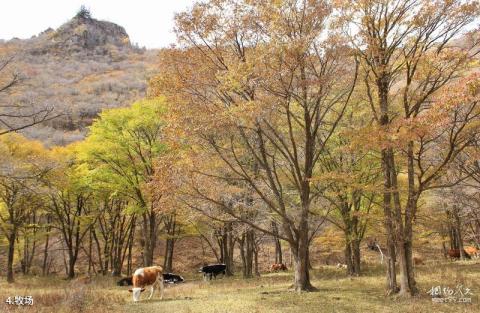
[1,1,480,312]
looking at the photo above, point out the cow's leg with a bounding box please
[148,285,155,299]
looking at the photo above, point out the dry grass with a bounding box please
[0,260,479,313]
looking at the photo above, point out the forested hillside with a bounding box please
[0,8,158,145]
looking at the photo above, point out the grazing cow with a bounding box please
[270,263,288,272]
[199,264,227,280]
[464,246,480,259]
[447,249,471,260]
[128,266,164,302]
[118,273,184,286]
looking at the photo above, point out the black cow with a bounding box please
[117,273,184,286]
[117,276,133,286]
[199,264,227,280]
[163,273,185,284]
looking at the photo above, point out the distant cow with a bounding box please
[336,263,347,269]
[464,246,480,259]
[163,273,185,284]
[270,263,288,272]
[117,276,133,286]
[447,249,471,260]
[128,266,164,302]
[413,256,425,266]
[118,273,184,286]
[199,264,226,280]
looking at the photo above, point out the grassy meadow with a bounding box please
[0,260,479,313]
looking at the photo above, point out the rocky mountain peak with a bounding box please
[31,7,134,55]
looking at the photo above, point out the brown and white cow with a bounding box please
[446,248,471,260]
[270,263,288,272]
[465,246,480,259]
[128,266,164,302]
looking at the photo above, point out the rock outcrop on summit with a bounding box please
[30,9,134,56]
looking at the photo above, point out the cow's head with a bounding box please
[128,287,146,302]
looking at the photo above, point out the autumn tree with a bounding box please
[150,152,190,273]
[151,0,357,291]
[44,146,100,278]
[78,98,169,266]
[0,133,52,282]
[318,112,380,276]
[91,196,136,276]
[335,0,480,295]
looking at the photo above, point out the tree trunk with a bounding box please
[163,238,175,272]
[290,227,314,292]
[246,230,254,278]
[239,229,254,279]
[92,228,104,274]
[239,234,247,278]
[7,232,16,283]
[254,245,260,277]
[88,229,93,275]
[67,249,77,279]
[291,246,313,291]
[42,216,51,276]
[389,151,413,296]
[377,70,400,294]
[127,219,135,276]
[163,215,177,273]
[382,149,398,294]
[352,240,361,275]
[103,229,110,274]
[142,210,157,266]
[272,221,283,264]
[453,207,467,260]
[221,222,234,276]
[403,141,418,294]
[344,238,354,275]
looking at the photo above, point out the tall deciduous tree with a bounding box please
[151,0,357,291]
[335,0,480,295]
[78,98,169,266]
[0,133,52,282]
[46,146,99,279]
